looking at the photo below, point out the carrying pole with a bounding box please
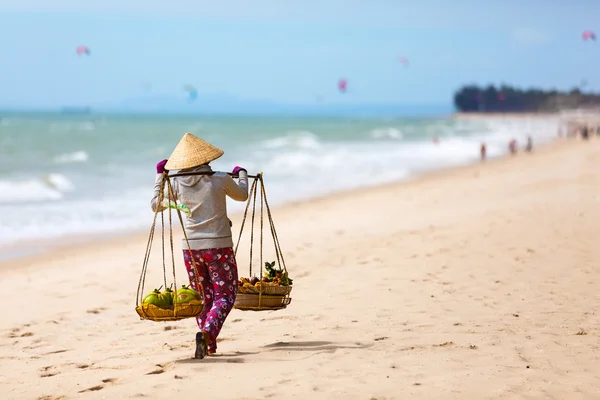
[168,171,259,179]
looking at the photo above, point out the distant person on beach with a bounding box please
[480,143,487,161]
[596,125,600,136]
[509,139,517,155]
[525,136,533,152]
[151,133,249,359]
[581,125,589,140]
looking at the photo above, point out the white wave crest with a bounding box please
[54,151,89,164]
[262,131,321,150]
[369,127,403,140]
[80,122,96,131]
[0,174,75,204]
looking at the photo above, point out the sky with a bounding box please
[0,0,599,109]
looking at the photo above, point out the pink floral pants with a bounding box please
[183,247,238,354]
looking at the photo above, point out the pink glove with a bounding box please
[232,166,247,175]
[156,159,168,174]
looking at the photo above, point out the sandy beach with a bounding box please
[1,135,600,399]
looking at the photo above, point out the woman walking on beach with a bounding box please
[151,133,249,359]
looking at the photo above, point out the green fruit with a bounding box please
[281,272,293,286]
[142,286,163,305]
[158,287,175,306]
[176,285,201,304]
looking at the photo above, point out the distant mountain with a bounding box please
[92,93,452,117]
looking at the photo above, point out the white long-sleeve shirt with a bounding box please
[151,164,248,250]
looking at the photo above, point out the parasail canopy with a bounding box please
[582,30,596,41]
[76,45,90,56]
[183,84,198,101]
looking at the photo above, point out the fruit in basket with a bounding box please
[176,285,201,303]
[264,261,293,286]
[281,272,292,286]
[160,286,175,306]
[250,276,259,285]
[143,287,165,306]
[239,277,251,286]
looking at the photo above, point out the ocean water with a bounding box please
[0,112,560,251]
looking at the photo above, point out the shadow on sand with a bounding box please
[175,350,259,364]
[262,340,373,352]
[175,340,372,363]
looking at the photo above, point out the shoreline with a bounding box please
[0,134,570,271]
[453,110,600,124]
[0,112,566,262]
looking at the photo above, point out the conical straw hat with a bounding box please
[165,133,224,170]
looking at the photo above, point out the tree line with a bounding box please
[453,85,600,112]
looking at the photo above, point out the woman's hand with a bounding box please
[232,166,247,175]
[156,159,169,174]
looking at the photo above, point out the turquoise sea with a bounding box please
[0,112,559,252]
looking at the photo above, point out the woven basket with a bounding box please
[260,284,292,296]
[239,284,292,296]
[234,293,291,310]
[135,300,204,322]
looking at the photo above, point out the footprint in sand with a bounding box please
[7,325,34,339]
[163,325,181,331]
[44,349,70,355]
[37,396,65,400]
[39,362,93,378]
[39,366,60,378]
[146,362,174,375]
[433,341,454,348]
[163,343,191,351]
[78,378,119,393]
[86,307,107,314]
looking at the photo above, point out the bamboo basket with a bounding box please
[135,300,204,321]
[239,284,292,296]
[135,175,206,322]
[232,174,293,311]
[234,293,292,310]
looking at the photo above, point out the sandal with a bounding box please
[194,331,208,359]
